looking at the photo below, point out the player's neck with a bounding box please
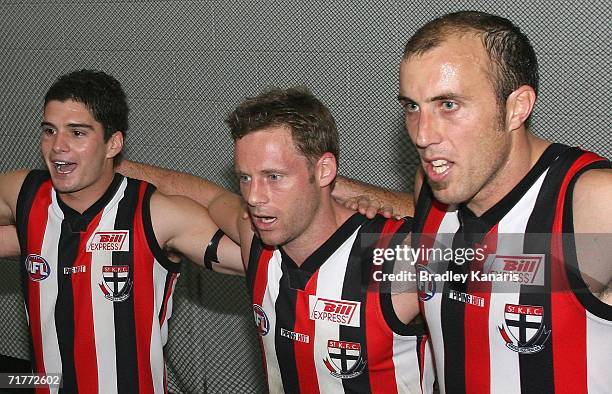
[467,133,551,216]
[282,194,354,266]
[58,167,117,214]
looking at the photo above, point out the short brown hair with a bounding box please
[226,87,340,165]
[403,11,539,127]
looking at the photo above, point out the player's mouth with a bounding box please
[423,158,452,181]
[251,214,278,230]
[52,160,77,175]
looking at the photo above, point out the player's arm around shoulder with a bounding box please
[148,190,245,276]
[572,167,612,305]
[208,190,256,267]
[333,175,415,219]
[0,169,30,225]
[117,160,228,208]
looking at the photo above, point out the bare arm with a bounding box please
[150,191,245,276]
[0,170,29,226]
[0,225,20,258]
[118,159,248,246]
[117,160,231,208]
[0,170,30,258]
[332,175,414,218]
[572,168,612,305]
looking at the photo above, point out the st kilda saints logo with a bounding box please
[99,265,132,302]
[323,340,366,379]
[498,303,550,354]
[25,254,51,281]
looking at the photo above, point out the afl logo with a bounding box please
[25,254,51,281]
[253,304,270,336]
[416,264,436,301]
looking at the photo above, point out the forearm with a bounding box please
[333,175,415,217]
[117,160,228,207]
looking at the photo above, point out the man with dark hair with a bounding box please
[0,69,241,393]
[395,10,611,393]
[115,87,435,393]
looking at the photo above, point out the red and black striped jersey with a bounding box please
[412,144,612,393]
[247,213,435,393]
[16,170,180,394]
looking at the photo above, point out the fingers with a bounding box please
[342,195,398,219]
[378,206,395,219]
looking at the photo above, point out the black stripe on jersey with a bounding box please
[412,182,433,236]
[55,219,80,393]
[439,229,468,394]
[562,160,612,321]
[246,234,264,297]
[519,146,584,394]
[274,259,300,394]
[113,178,140,394]
[141,183,180,274]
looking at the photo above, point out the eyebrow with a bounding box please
[397,93,468,103]
[397,94,412,103]
[429,93,468,102]
[233,168,285,176]
[40,121,95,129]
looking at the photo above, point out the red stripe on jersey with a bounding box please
[133,183,156,393]
[464,225,497,394]
[550,152,603,393]
[295,271,319,394]
[159,273,178,324]
[252,246,274,380]
[72,210,103,392]
[28,180,52,394]
[421,200,448,244]
[367,219,406,393]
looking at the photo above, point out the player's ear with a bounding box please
[106,131,124,159]
[505,85,536,132]
[315,152,337,188]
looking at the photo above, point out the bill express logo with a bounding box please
[309,296,360,327]
[86,231,130,252]
[484,254,544,285]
